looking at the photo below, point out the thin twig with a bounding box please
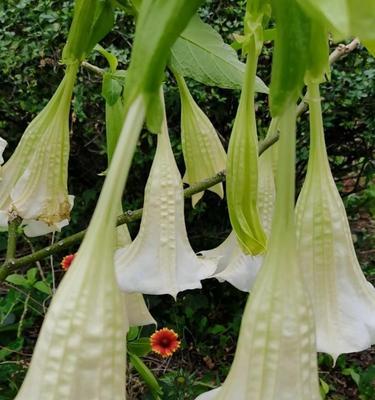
[81,61,105,75]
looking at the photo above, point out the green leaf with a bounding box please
[6,274,30,288]
[319,378,330,398]
[170,15,268,93]
[297,0,375,45]
[102,73,123,106]
[95,44,118,72]
[0,338,24,361]
[342,368,361,387]
[129,352,162,398]
[33,281,52,296]
[124,0,204,122]
[87,1,115,57]
[26,268,38,285]
[127,337,152,357]
[127,326,139,341]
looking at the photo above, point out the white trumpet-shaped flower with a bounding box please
[115,102,216,298]
[199,119,279,292]
[175,72,227,207]
[199,231,262,292]
[116,207,156,327]
[296,83,375,361]
[0,64,78,234]
[15,96,146,400]
[197,105,320,400]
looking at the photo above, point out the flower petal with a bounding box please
[200,232,262,292]
[176,73,226,207]
[0,137,7,165]
[115,107,216,298]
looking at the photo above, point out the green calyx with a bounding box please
[226,33,267,256]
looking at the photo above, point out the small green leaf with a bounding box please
[26,268,38,285]
[128,337,152,357]
[6,274,30,288]
[102,73,123,106]
[129,352,162,398]
[0,338,24,361]
[319,378,330,398]
[342,368,361,387]
[127,326,139,341]
[33,281,52,296]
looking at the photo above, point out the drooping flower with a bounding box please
[174,72,227,207]
[61,253,75,271]
[199,231,262,292]
[115,96,216,298]
[295,82,375,361]
[115,205,156,328]
[15,95,146,400]
[150,328,180,358]
[199,119,278,292]
[197,105,320,400]
[0,63,78,234]
[225,33,267,256]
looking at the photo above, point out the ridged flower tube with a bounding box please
[115,96,216,299]
[226,27,266,255]
[257,118,278,236]
[197,105,320,400]
[175,72,227,207]
[0,64,78,234]
[15,96,146,400]
[296,82,375,361]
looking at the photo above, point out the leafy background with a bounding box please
[0,0,374,399]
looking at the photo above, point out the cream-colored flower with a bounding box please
[0,64,78,233]
[200,231,262,292]
[116,205,156,327]
[175,72,227,207]
[199,119,278,291]
[197,105,320,400]
[15,95,146,400]
[115,102,216,299]
[296,83,375,361]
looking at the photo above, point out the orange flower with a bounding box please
[150,328,180,358]
[61,254,75,271]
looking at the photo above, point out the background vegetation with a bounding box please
[0,0,374,399]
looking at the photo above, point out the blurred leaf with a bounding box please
[128,337,151,357]
[5,275,30,288]
[129,352,162,398]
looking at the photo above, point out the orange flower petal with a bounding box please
[61,254,75,271]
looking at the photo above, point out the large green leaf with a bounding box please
[170,15,268,93]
